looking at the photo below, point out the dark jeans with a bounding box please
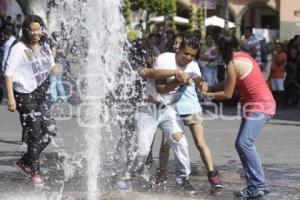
[14,79,56,174]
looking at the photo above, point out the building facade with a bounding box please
[179,0,299,41]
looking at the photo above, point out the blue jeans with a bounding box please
[235,112,272,189]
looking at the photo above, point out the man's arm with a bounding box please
[156,78,182,94]
[142,68,192,85]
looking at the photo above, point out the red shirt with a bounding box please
[234,52,276,116]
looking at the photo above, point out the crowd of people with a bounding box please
[0,12,300,199]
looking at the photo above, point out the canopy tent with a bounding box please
[149,16,189,25]
[205,15,236,28]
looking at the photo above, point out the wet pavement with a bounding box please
[0,103,299,199]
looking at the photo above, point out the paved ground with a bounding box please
[0,102,300,200]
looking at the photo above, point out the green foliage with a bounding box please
[129,0,177,31]
[187,6,194,33]
[124,0,132,28]
[166,0,176,30]
[197,7,204,36]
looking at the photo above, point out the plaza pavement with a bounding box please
[0,103,299,200]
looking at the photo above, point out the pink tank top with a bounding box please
[234,52,276,116]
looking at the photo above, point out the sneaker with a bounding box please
[31,174,45,188]
[234,186,270,198]
[251,187,270,198]
[153,169,167,186]
[208,170,223,189]
[15,159,31,177]
[177,178,197,195]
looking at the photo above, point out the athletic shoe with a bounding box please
[234,186,270,198]
[208,170,224,189]
[31,174,45,188]
[177,178,197,195]
[250,188,270,198]
[15,159,31,177]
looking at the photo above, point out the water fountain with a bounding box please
[51,0,137,199]
[3,0,140,199]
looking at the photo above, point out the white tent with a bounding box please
[205,15,236,28]
[149,16,189,25]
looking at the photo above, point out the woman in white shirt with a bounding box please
[4,15,60,188]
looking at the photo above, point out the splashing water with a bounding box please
[53,0,132,199]
[51,0,137,199]
[4,0,140,199]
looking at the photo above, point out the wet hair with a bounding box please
[216,30,240,65]
[22,15,45,44]
[179,34,201,51]
[128,37,156,70]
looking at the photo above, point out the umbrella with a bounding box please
[205,15,236,28]
[149,16,189,25]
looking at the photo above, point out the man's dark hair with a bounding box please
[179,34,201,51]
[22,15,45,44]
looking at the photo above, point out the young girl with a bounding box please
[4,15,60,188]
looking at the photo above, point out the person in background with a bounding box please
[50,31,67,103]
[0,27,16,105]
[1,27,17,71]
[270,42,287,109]
[147,33,161,56]
[201,31,275,198]
[13,14,23,38]
[241,27,262,71]
[163,29,176,52]
[199,33,219,98]
[171,33,184,53]
[4,15,60,188]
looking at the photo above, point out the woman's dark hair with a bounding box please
[22,15,45,44]
[216,30,240,65]
[129,37,156,70]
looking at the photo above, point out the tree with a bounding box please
[123,0,132,28]
[129,0,177,33]
[197,7,204,37]
[187,6,194,33]
[165,0,176,31]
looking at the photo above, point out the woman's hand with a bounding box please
[7,97,16,112]
[51,65,60,75]
[175,70,192,85]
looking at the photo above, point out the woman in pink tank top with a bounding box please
[201,31,275,198]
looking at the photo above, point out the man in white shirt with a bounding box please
[241,27,262,69]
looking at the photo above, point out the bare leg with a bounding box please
[189,123,214,171]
